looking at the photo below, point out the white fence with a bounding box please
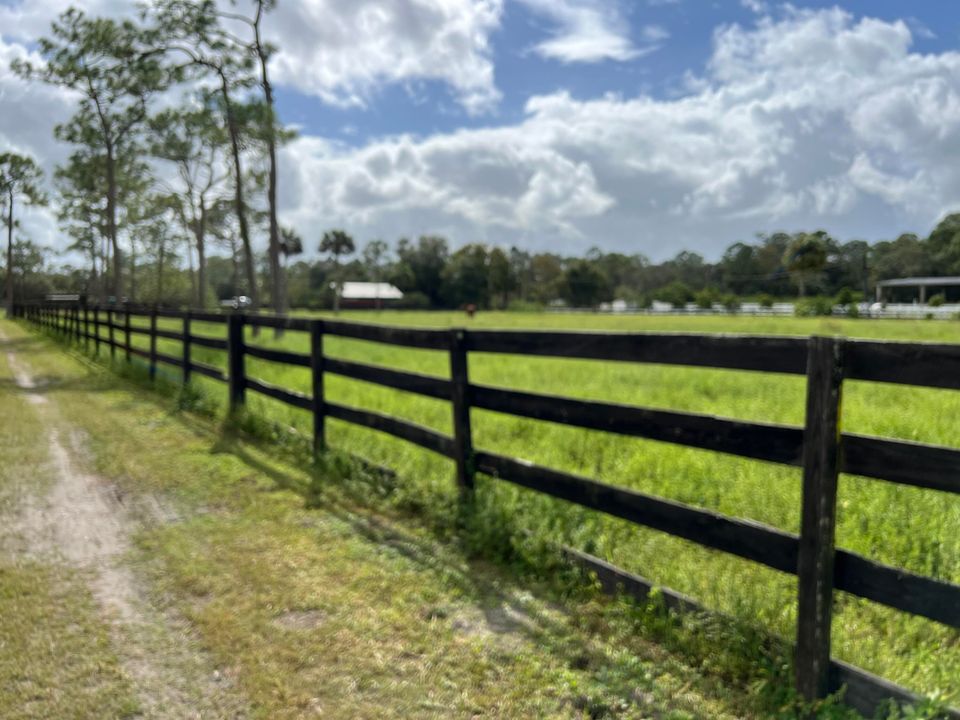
[550,301,960,319]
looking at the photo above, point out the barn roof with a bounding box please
[340,282,404,300]
[876,276,960,288]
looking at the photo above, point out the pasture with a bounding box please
[94,310,960,707]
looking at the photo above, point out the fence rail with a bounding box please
[14,300,960,720]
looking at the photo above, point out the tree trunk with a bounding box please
[105,142,121,299]
[253,8,284,321]
[196,204,207,308]
[219,73,258,316]
[157,241,165,303]
[5,189,13,317]
[89,243,98,301]
[333,257,341,314]
[261,60,282,318]
[186,236,196,306]
[129,238,136,303]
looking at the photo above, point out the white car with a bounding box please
[220,295,252,310]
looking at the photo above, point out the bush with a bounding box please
[721,293,740,312]
[694,288,717,310]
[794,296,835,317]
[835,287,855,307]
[757,293,775,309]
[928,293,945,307]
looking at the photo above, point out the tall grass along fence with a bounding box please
[15,301,960,719]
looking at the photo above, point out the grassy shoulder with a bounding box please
[0,340,141,720]
[5,319,769,719]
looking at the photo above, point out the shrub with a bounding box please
[694,288,717,310]
[835,287,855,306]
[757,293,775,309]
[794,296,834,317]
[928,293,945,307]
[721,293,740,312]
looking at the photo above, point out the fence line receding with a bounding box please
[15,300,960,720]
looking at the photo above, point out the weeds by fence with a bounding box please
[15,300,960,719]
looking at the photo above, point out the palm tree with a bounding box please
[319,229,355,314]
[362,239,389,311]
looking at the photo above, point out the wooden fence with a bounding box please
[15,301,960,719]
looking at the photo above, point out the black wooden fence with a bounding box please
[14,301,960,719]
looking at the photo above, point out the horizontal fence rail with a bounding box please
[15,300,960,720]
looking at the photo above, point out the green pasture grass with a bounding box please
[55,311,960,709]
[4,320,781,719]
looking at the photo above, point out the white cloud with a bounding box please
[5,5,960,262]
[516,0,647,63]
[267,0,504,115]
[740,0,768,15]
[274,7,960,258]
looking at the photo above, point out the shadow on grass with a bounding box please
[20,324,861,719]
[207,430,796,719]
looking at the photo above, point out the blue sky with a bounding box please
[275,1,956,145]
[3,0,960,260]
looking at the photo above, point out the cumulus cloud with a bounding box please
[740,0,768,15]
[267,0,503,115]
[276,7,960,258]
[517,0,648,63]
[5,5,960,261]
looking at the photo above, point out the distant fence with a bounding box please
[556,301,960,319]
[14,301,960,719]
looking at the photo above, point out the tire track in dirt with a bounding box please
[1,328,249,719]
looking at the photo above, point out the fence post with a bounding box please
[149,307,158,380]
[93,307,100,355]
[449,328,474,492]
[227,312,246,410]
[83,305,90,351]
[182,311,192,384]
[107,308,115,360]
[310,320,325,455]
[124,306,132,362]
[795,335,845,704]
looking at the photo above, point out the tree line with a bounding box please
[6,215,960,313]
[2,4,960,314]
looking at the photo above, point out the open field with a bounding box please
[63,310,960,711]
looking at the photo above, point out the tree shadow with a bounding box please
[204,431,758,719]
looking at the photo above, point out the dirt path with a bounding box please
[1,329,249,719]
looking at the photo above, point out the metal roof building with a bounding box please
[875,276,960,303]
[340,282,403,300]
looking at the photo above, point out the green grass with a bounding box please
[3,319,779,719]
[56,310,960,710]
[0,341,142,720]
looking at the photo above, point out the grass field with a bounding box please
[90,310,960,709]
[3,318,789,719]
